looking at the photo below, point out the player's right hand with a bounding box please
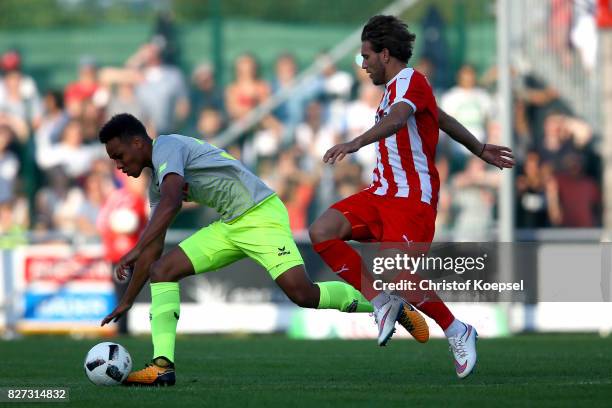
[115,245,142,281]
[115,264,133,282]
[101,302,133,326]
[479,143,515,169]
[323,140,360,164]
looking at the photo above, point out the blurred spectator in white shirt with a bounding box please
[342,83,383,184]
[317,54,354,132]
[34,166,85,234]
[0,50,42,139]
[128,42,190,134]
[35,90,69,146]
[440,64,492,168]
[451,157,500,241]
[295,100,339,169]
[36,119,104,179]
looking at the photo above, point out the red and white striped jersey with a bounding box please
[365,67,440,207]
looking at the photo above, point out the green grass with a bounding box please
[0,334,611,407]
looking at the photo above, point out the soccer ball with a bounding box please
[84,342,132,386]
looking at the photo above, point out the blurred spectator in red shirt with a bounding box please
[97,171,149,334]
[97,172,149,264]
[64,56,100,118]
[226,53,270,121]
[555,153,600,227]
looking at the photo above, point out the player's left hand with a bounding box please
[323,140,360,164]
[115,245,142,281]
[479,144,515,170]
[101,302,133,326]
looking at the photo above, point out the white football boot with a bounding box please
[448,323,478,378]
[372,295,405,346]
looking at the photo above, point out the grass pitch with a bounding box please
[0,334,611,407]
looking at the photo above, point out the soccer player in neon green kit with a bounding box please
[98,113,428,386]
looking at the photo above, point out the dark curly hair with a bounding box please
[361,15,416,63]
[98,113,149,144]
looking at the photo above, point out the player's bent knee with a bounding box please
[281,283,318,308]
[149,260,173,283]
[287,290,317,309]
[309,221,335,244]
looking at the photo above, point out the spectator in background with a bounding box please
[414,56,443,97]
[36,119,105,180]
[516,151,562,227]
[317,53,353,131]
[342,83,383,184]
[0,121,27,239]
[97,66,150,128]
[97,172,149,334]
[81,100,104,144]
[243,114,284,169]
[195,107,224,140]
[440,64,492,170]
[451,157,500,241]
[295,100,339,171]
[435,156,452,236]
[0,50,42,133]
[35,90,69,146]
[225,53,270,121]
[275,149,315,234]
[0,125,19,207]
[514,71,563,145]
[538,111,593,171]
[190,62,224,117]
[64,56,100,118]
[555,152,600,227]
[105,81,147,123]
[0,66,42,142]
[332,160,363,201]
[549,0,573,67]
[0,196,28,240]
[271,53,304,133]
[34,166,85,235]
[76,172,114,238]
[570,0,597,73]
[128,41,190,135]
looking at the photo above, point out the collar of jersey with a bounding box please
[386,66,412,88]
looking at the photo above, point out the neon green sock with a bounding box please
[150,282,180,363]
[316,281,373,313]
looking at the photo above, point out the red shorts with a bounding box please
[331,190,436,244]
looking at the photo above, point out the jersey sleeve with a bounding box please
[391,71,432,113]
[152,136,188,186]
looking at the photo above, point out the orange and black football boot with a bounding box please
[394,296,429,343]
[123,356,176,387]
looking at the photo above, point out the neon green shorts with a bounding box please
[179,194,304,280]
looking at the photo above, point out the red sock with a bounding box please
[394,270,455,330]
[313,239,378,300]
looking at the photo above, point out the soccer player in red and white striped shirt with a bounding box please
[309,15,514,378]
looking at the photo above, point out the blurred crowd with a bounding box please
[0,32,602,246]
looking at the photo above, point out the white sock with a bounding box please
[371,292,391,309]
[444,319,466,338]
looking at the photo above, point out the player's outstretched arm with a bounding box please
[438,107,515,169]
[324,102,413,164]
[101,234,165,326]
